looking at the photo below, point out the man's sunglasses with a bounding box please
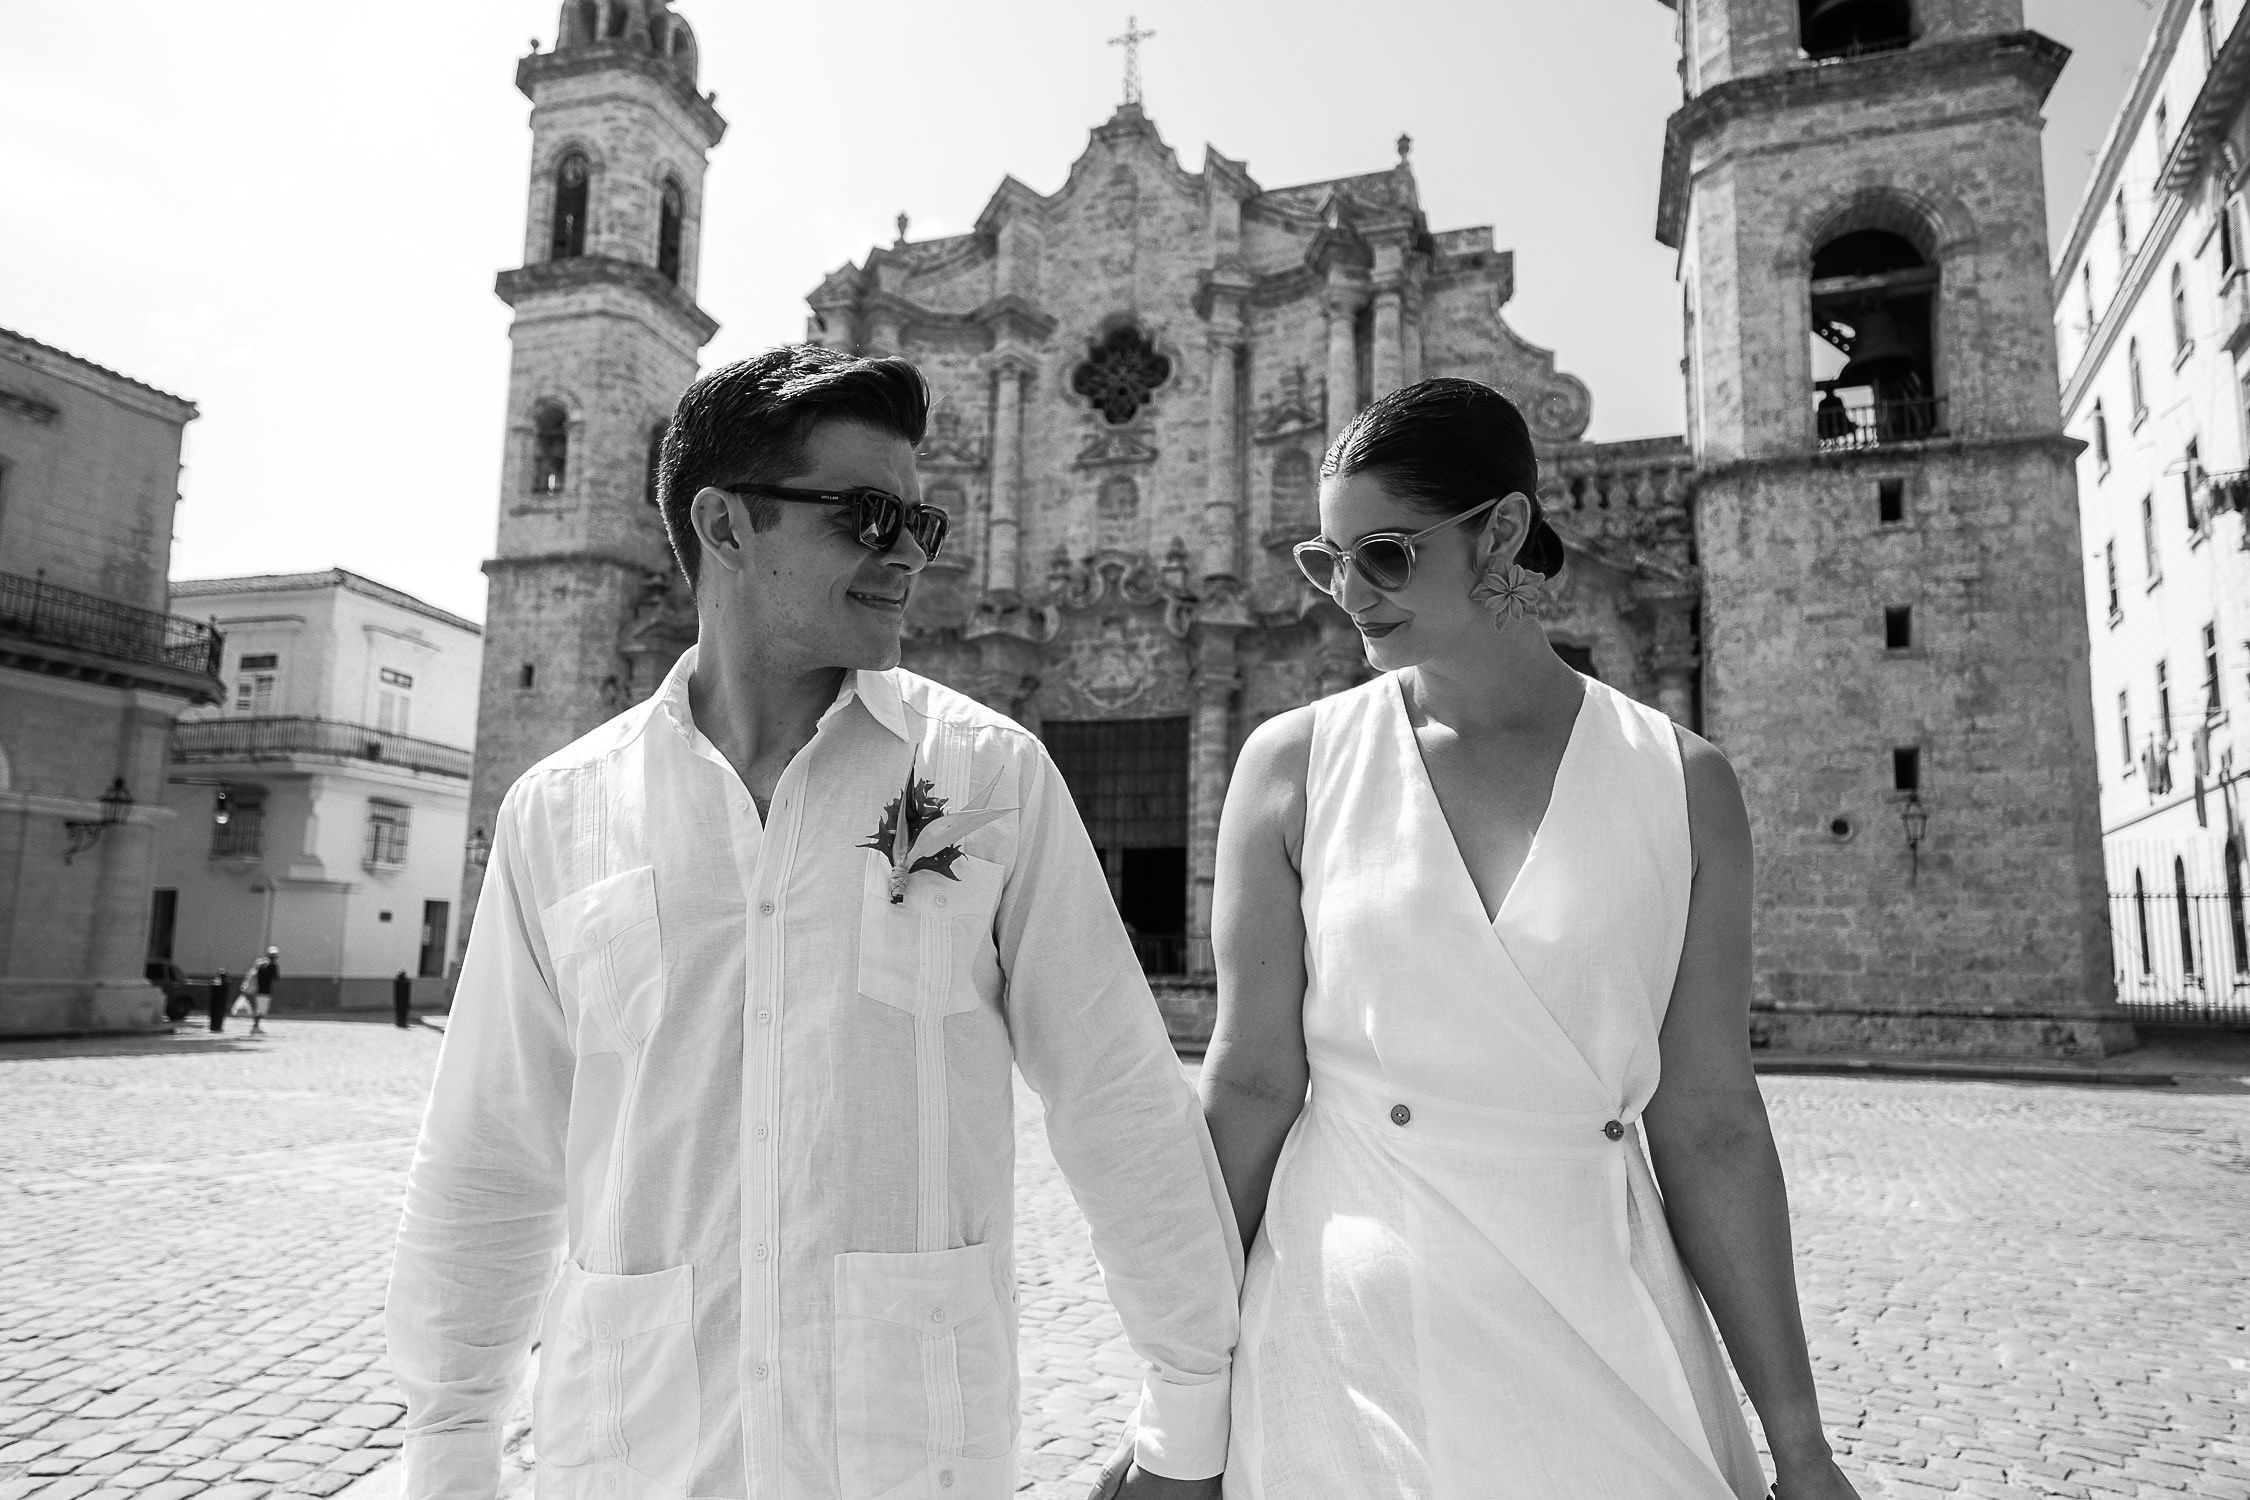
[721,484,950,561]
[1292,496,1501,596]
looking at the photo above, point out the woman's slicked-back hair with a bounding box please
[1321,377,1565,578]
[656,344,930,589]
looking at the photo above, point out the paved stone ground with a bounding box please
[0,1017,2245,1499]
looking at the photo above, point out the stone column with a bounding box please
[1186,625,1245,977]
[1401,280,1424,387]
[985,359,1031,597]
[1371,278,1404,399]
[1325,272,1365,444]
[1201,292,1247,583]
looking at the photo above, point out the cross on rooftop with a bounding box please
[1109,15,1156,106]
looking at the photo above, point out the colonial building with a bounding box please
[0,327,221,1036]
[155,570,481,1010]
[2053,0,2250,1020]
[466,0,2129,1054]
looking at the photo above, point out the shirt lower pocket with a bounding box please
[534,1260,698,1490]
[833,1241,1017,1500]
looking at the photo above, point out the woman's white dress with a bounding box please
[1226,670,1768,1499]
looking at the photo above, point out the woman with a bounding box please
[1202,379,1859,1498]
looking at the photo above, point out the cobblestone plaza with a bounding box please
[0,1019,2244,1499]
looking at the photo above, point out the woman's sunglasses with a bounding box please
[722,484,950,561]
[1292,496,1501,597]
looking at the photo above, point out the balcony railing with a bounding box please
[0,570,224,679]
[172,716,473,779]
[1815,394,1949,452]
[2221,272,2250,355]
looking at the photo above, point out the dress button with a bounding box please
[1389,1104,1411,1127]
[1603,1119,1625,1141]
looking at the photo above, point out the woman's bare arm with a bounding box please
[1643,730,1859,1498]
[1199,708,1314,1249]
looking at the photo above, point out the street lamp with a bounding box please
[63,778,134,863]
[1901,792,1930,883]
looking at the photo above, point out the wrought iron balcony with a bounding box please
[171,716,473,780]
[2200,468,2250,519]
[2221,273,2250,356]
[1814,394,1949,452]
[0,570,224,697]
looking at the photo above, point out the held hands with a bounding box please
[1087,1444,1222,1500]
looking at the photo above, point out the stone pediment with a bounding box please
[918,406,988,470]
[1253,364,1324,444]
[1073,418,1160,469]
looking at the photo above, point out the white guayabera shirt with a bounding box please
[388,647,1240,1500]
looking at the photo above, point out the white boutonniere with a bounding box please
[857,754,1015,904]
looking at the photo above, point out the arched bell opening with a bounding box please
[1800,0,1914,62]
[1810,229,1942,449]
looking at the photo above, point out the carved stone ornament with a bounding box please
[1254,364,1324,444]
[918,405,989,469]
[1074,417,1160,469]
[1040,542,1198,638]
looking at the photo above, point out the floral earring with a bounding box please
[1471,557,1543,622]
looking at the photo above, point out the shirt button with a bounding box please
[759,900,774,916]
[756,1009,771,1025]
[753,1243,768,1261]
[593,1321,614,1342]
[754,1123,769,1141]
[938,1471,955,1490]
[1603,1119,1625,1141]
[934,894,948,907]
[1389,1104,1411,1127]
[754,1362,769,1380]
[929,1305,947,1323]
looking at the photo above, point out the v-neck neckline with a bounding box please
[1392,670,1591,929]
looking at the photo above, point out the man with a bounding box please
[392,969,414,1030]
[388,345,1239,1500]
[250,946,279,1035]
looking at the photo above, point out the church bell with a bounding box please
[1835,306,1921,392]
[1800,0,1915,58]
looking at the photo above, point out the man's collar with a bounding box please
[662,643,909,744]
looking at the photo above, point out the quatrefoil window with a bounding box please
[1071,325,1172,426]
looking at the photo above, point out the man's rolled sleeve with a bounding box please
[998,744,1243,1481]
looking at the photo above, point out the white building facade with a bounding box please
[154,571,481,1010]
[2056,0,2250,1018]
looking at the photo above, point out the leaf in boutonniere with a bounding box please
[859,755,1015,902]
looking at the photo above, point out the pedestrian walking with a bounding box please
[207,968,229,1034]
[393,969,413,1029]
[249,947,279,1036]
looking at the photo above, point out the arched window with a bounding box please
[1799,0,1913,61]
[644,421,666,507]
[531,404,569,495]
[551,151,590,260]
[2175,855,2199,978]
[2093,400,2110,472]
[657,179,685,284]
[2133,868,2153,976]
[1810,228,1937,449]
[1071,325,1172,425]
[2171,263,2190,353]
[2129,338,2145,420]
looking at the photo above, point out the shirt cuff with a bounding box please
[401,1425,502,1500]
[1130,1369,1232,1481]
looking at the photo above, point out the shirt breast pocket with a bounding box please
[544,865,664,1056]
[855,850,1003,1019]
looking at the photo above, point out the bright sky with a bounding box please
[1,0,2159,624]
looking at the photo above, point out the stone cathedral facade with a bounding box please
[467,0,2130,1055]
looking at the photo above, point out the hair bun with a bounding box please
[1519,499,1566,579]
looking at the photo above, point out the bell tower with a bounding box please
[1659,0,2128,1053]
[465,0,724,933]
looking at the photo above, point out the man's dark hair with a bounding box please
[1322,377,1565,578]
[655,344,931,588]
